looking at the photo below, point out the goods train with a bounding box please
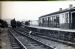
[39,5,75,29]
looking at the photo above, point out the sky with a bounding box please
[1,1,75,21]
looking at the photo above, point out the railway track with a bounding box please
[8,28,53,49]
[8,28,27,49]
[9,33,22,49]
[15,27,75,49]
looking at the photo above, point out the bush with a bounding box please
[0,19,8,28]
[25,21,30,26]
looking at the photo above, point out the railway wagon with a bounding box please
[39,5,75,29]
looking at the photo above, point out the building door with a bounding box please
[72,12,75,29]
[48,17,49,27]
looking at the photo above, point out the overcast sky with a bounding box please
[1,1,75,21]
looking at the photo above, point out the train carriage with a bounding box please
[39,5,75,29]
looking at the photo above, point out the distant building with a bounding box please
[39,4,75,29]
[30,20,39,26]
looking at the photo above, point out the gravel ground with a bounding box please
[0,28,13,49]
[11,30,51,49]
[29,35,75,49]
[0,28,2,49]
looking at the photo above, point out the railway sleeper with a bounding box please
[14,27,75,48]
[8,29,26,49]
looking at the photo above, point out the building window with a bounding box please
[56,15,59,24]
[48,17,49,22]
[49,17,51,21]
[54,16,56,22]
[47,17,48,21]
[65,13,69,23]
[51,16,53,21]
[42,18,45,23]
[62,14,65,18]
[45,18,47,21]
[40,18,42,23]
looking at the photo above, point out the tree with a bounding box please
[0,19,8,28]
[25,20,30,26]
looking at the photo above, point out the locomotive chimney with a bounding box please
[59,8,62,11]
[69,4,73,9]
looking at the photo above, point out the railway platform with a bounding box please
[27,34,75,49]
[27,25,75,32]
[15,27,75,49]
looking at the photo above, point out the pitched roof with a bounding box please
[40,7,75,18]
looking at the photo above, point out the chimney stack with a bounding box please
[59,8,62,11]
[69,4,73,9]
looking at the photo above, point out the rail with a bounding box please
[8,29,27,49]
[15,27,75,49]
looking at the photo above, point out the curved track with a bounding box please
[15,27,75,49]
[9,28,53,49]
